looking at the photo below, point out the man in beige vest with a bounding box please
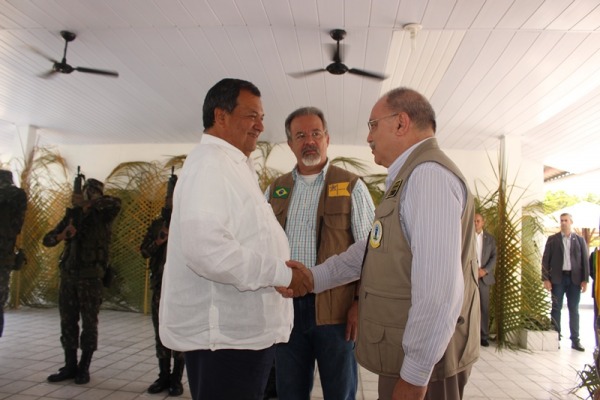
[284,87,480,400]
[266,107,375,399]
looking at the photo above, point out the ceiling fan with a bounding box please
[33,30,119,78]
[289,29,387,80]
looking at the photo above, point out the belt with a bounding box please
[562,270,571,275]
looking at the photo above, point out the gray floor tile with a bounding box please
[1,301,597,399]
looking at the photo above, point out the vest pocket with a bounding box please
[356,319,404,376]
[322,212,350,230]
[356,290,409,375]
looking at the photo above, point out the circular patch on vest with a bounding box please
[370,220,383,248]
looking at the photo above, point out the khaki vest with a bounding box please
[269,165,359,325]
[355,138,480,381]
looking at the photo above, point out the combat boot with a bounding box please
[74,350,93,384]
[47,349,78,382]
[148,358,171,394]
[168,356,185,396]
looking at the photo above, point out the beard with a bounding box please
[301,146,321,167]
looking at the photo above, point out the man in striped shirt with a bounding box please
[285,88,479,400]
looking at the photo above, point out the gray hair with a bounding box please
[384,87,437,133]
[284,106,328,140]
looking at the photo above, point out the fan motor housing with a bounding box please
[326,63,348,75]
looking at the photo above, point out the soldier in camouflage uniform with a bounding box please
[0,170,27,337]
[43,178,121,385]
[140,194,185,396]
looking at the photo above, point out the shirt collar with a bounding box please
[385,138,434,190]
[201,133,249,163]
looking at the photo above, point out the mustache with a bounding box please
[369,142,375,150]
[301,145,320,156]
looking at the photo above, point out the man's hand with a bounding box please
[392,377,427,400]
[58,220,77,241]
[478,268,487,279]
[286,260,314,297]
[582,281,588,293]
[345,300,358,341]
[543,280,552,291]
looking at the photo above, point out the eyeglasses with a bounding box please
[367,113,399,132]
[292,130,326,142]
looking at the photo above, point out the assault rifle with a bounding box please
[67,166,85,238]
[161,167,178,230]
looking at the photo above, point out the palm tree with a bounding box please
[10,147,70,308]
[476,153,551,349]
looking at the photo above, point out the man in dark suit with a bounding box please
[542,212,589,352]
[474,213,497,347]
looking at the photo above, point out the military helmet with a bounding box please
[83,178,104,195]
[0,169,13,185]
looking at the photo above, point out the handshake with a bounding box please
[277,260,314,298]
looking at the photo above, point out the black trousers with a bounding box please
[184,345,275,400]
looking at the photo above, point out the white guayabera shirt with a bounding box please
[159,134,293,352]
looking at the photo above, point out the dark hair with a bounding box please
[385,87,437,133]
[284,106,328,141]
[202,79,261,129]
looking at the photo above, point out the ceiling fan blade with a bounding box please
[38,70,58,79]
[348,68,387,80]
[288,68,326,79]
[27,45,58,64]
[75,66,119,77]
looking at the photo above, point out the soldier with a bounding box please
[140,178,185,397]
[0,169,27,337]
[43,178,121,384]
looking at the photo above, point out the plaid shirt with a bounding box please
[268,162,374,268]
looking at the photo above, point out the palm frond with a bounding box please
[476,149,551,350]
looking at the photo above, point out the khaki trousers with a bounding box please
[378,366,472,400]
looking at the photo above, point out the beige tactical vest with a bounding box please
[355,138,480,381]
[269,165,359,325]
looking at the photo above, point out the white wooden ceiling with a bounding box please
[1,0,599,176]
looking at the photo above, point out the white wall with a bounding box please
[50,139,544,204]
[54,143,196,180]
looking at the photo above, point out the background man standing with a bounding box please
[43,178,121,384]
[159,79,307,400]
[474,213,496,347]
[542,212,589,352]
[0,169,27,337]
[267,107,375,399]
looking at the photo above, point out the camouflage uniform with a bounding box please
[140,216,185,396]
[0,170,27,337]
[43,178,120,384]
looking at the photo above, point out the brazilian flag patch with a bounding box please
[273,187,290,199]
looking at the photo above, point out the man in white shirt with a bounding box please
[159,78,310,400]
[474,213,497,347]
[542,213,589,352]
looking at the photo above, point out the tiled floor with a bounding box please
[0,301,596,400]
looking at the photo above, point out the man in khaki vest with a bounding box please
[284,88,480,400]
[267,107,375,399]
